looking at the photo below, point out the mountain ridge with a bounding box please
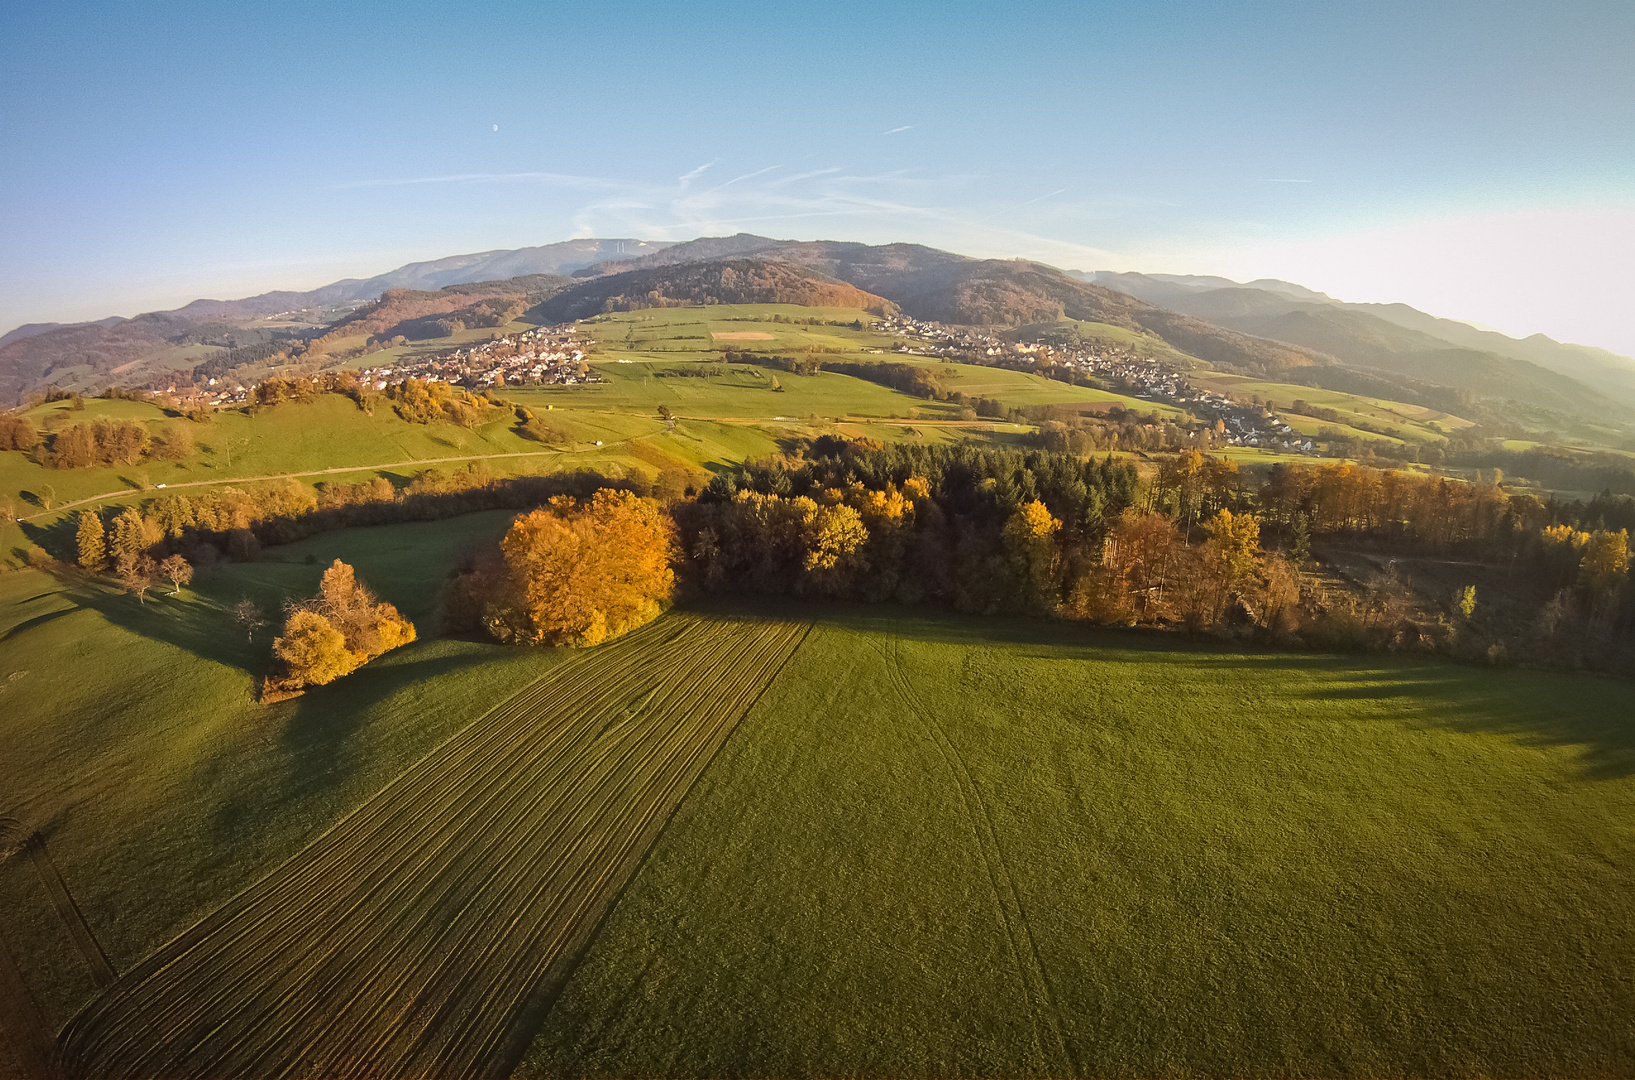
[3,235,1630,437]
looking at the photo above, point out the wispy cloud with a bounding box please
[678,160,716,184]
[772,166,843,185]
[883,125,913,135]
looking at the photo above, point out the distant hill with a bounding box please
[4,233,1631,439]
[531,258,892,322]
[314,275,574,350]
[0,316,126,350]
[1086,270,1635,422]
[589,236,1327,377]
[159,238,671,323]
[0,240,662,403]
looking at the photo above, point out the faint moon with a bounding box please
[492,124,499,131]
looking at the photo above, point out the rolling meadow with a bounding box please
[2,303,1634,1077]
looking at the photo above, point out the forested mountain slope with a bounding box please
[1090,270,1635,416]
[530,259,893,322]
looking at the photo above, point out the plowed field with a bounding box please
[58,614,808,1080]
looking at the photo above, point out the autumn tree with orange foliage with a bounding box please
[267,560,416,696]
[470,489,675,647]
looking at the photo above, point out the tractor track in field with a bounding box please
[882,638,1078,1077]
[57,615,809,1080]
[3,814,107,1078]
[0,932,60,1080]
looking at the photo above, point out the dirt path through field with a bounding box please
[58,614,809,1080]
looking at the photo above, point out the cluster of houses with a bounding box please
[875,314,1316,453]
[191,379,252,408]
[156,324,598,411]
[351,325,596,392]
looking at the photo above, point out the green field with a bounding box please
[1015,317,1208,370]
[0,515,559,1033]
[4,510,1635,1076]
[521,612,1635,1077]
[6,301,1635,1078]
[579,305,901,361]
[57,614,808,1079]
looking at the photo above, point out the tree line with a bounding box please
[57,438,1633,669]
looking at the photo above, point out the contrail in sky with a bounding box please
[883,125,913,134]
[1020,187,1069,206]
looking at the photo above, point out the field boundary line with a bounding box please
[882,638,1078,1076]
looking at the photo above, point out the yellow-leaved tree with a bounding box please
[266,559,416,696]
[1003,499,1061,613]
[272,610,358,688]
[484,489,675,647]
[1204,508,1261,595]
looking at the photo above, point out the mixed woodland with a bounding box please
[49,434,1635,690]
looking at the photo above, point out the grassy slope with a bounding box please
[1188,371,1475,444]
[517,364,927,420]
[5,308,1094,560]
[579,305,900,359]
[333,319,538,372]
[1019,317,1207,370]
[0,514,569,1031]
[522,611,1635,1077]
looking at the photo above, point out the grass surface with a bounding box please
[579,306,900,360]
[521,609,1635,1077]
[1015,317,1206,370]
[0,514,556,1033]
[58,614,809,1080]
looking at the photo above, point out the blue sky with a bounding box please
[3,0,1632,353]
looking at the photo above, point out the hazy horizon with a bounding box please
[3,1,1632,355]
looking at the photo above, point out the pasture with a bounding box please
[580,305,900,360]
[57,614,807,1079]
[512,363,938,420]
[4,514,1635,1077]
[0,514,557,1034]
[522,610,1635,1077]
[1014,317,1206,369]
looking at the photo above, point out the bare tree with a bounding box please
[233,598,267,642]
[160,554,194,595]
[120,555,158,604]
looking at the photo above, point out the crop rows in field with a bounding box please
[58,615,808,1080]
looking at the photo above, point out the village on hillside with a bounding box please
[875,314,1309,451]
[176,325,596,409]
[140,313,1314,452]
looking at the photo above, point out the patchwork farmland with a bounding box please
[56,615,807,1080]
